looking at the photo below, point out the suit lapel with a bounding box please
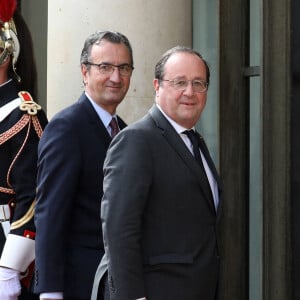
[149,105,216,212]
[196,131,222,188]
[77,94,126,146]
[196,131,223,216]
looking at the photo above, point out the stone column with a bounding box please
[47,0,192,122]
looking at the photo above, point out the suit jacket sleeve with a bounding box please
[35,116,82,292]
[102,129,151,299]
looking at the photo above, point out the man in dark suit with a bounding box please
[34,31,134,300]
[92,46,222,300]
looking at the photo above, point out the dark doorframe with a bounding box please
[261,0,292,299]
[219,0,292,299]
[219,0,249,299]
[291,0,300,299]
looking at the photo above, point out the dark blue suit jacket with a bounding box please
[34,93,126,298]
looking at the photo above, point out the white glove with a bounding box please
[0,267,21,300]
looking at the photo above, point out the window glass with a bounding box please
[193,0,219,168]
[249,0,262,299]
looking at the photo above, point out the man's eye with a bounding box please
[100,65,112,71]
[193,81,203,87]
[174,80,186,87]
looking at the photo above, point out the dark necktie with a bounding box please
[183,130,205,169]
[109,118,119,138]
[183,130,215,204]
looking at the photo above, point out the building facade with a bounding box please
[20,0,299,299]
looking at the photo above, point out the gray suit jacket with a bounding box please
[92,104,222,300]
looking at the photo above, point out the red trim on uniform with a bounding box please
[19,91,32,102]
[21,261,35,289]
[23,230,35,239]
[21,230,36,288]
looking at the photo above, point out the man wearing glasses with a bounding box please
[92,46,222,300]
[34,31,133,300]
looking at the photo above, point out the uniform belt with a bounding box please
[0,204,11,222]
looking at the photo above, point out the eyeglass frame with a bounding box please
[84,62,134,77]
[160,78,208,93]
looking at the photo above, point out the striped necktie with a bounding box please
[109,118,119,138]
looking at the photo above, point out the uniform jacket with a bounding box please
[34,93,126,299]
[96,104,222,300]
[0,79,47,249]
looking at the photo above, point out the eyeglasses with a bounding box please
[161,79,208,93]
[85,62,134,77]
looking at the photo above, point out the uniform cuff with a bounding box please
[0,234,35,272]
[40,292,63,299]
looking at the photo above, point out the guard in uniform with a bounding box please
[0,1,48,299]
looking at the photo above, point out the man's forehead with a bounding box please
[164,52,205,74]
[91,41,130,60]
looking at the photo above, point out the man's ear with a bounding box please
[81,64,88,85]
[153,78,160,91]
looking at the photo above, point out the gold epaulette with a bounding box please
[18,91,41,116]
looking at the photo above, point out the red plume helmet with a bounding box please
[0,0,17,23]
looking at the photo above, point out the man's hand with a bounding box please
[0,267,21,300]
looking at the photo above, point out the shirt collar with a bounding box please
[85,92,116,128]
[156,103,194,134]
